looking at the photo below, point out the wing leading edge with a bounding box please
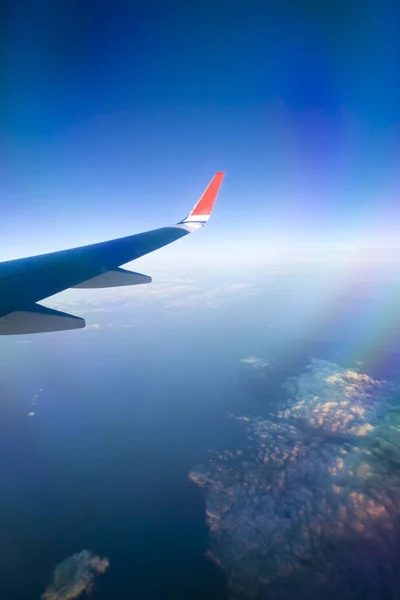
[0,172,224,334]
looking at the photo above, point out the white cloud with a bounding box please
[239,356,269,368]
[45,278,255,315]
[164,283,255,310]
[280,360,393,436]
[85,323,101,330]
[42,550,109,600]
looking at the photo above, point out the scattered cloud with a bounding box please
[45,278,255,316]
[42,550,109,600]
[190,360,400,598]
[164,283,255,310]
[85,323,101,330]
[29,389,43,413]
[280,360,393,436]
[230,283,253,291]
[239,356,269,368]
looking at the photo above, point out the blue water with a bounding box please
[3,268,400,599]
[0,319,248,600]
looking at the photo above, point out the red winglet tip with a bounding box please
[190,172,225,217]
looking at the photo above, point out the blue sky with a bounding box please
[2,0,400,266]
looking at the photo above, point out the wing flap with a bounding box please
[0,304,85,335]
[73,268,152,289]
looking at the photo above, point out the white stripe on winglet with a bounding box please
[173,223,203,232]
[182,214,210,223]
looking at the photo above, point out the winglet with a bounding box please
[181,172,224,224]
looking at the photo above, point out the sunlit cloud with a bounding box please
[190,360,400,597]
[280,360,393,436]
[42,550,109,600]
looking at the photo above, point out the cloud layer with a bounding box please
[190,360,400,599]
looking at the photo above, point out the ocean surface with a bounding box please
[0,311,247,600]
[2,267,400,599]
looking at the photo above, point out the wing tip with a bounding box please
[181,172,225,224]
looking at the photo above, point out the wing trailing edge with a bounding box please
[73,268,152,289]
[0,304,85,335]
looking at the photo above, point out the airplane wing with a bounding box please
[0,172,224,335]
